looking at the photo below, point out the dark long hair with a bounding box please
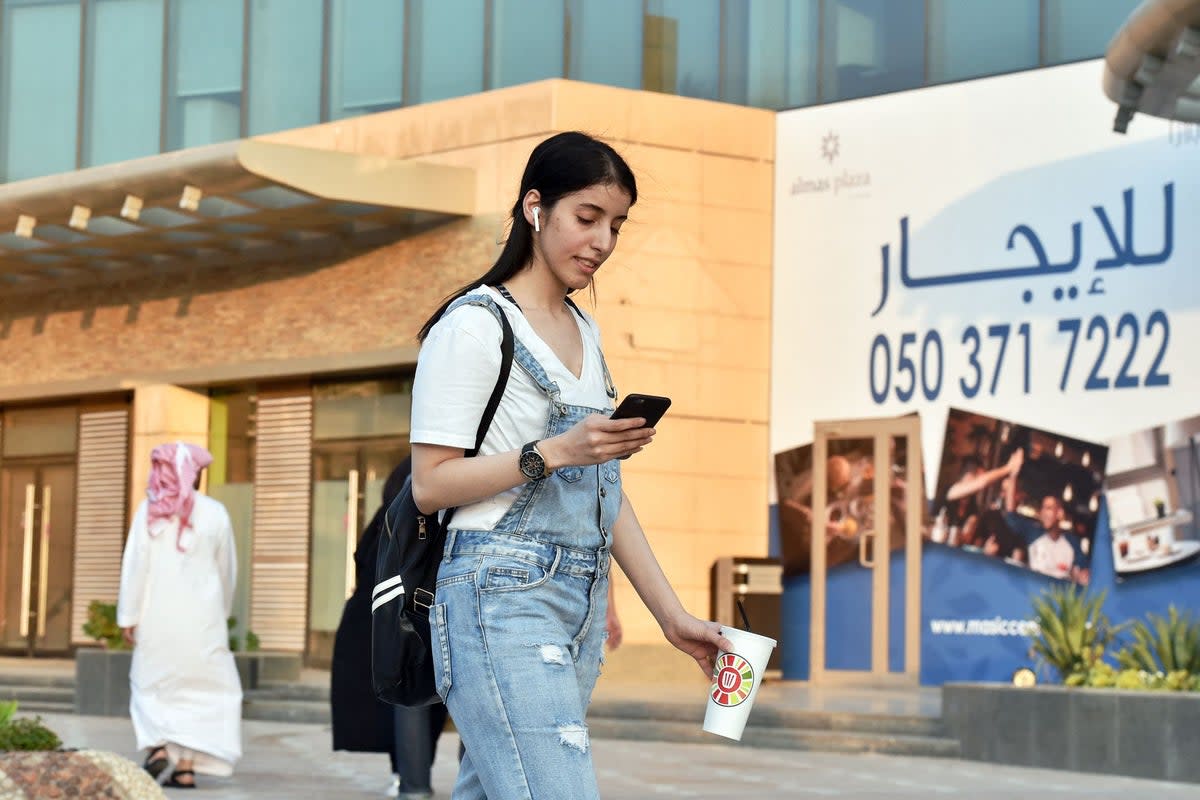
[417,131,637,342]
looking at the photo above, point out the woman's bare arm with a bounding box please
[610,493,732,676]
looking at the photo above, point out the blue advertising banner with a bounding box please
[772,60,1200,684]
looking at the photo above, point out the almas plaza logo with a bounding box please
[710,652,755,707]
[821,130,840,163]
[790,129,872,196]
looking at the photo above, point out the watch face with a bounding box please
[519,448,546,479]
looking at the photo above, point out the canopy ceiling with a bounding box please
[0,140,476,290]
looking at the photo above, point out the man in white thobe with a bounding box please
[117,442,242,788]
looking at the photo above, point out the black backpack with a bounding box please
[371,297,514,707]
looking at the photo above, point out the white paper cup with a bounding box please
[702,626,777,741]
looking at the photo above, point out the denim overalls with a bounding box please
[429,295,622,800]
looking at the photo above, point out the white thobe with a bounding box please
[117,495,243,776]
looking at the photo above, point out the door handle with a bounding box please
[37,485,51,639]
[859,526,876,569]
[19,484,34,638]
[345,469,359,600]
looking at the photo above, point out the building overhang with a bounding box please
[1103,0,1200,132]
[0,140,476,290]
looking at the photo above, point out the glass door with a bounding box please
[0,461,76,655]
[308,439,408,666]
[809,416,922,686]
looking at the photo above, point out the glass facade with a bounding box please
[84,0,165,167]
[2,0,81,182]
[0,0,1141,183]
[929,0,1040,84]
[247,0,323,135]
[309,377,412,666]
[492,0,565,90]
[166,0,244,151]
[328,0,405,120]
[821,0,925,102]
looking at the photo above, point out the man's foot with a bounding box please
[164,769,196,788]
[142,747,168,779]
[166,759,196,788]
[385,774,400,798]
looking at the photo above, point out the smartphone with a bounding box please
[609,393,672,428]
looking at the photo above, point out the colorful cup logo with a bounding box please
[710,652,754,707]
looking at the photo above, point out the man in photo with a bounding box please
[1004,493,1088,584]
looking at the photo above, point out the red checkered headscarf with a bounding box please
[146,442,214,551]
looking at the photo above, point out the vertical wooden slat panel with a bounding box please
[71,409,130,645]
[250,394,312,652]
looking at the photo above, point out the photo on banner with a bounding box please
[1105,415,1200,577]
[928,408,1108,585]
[775,435,913,578]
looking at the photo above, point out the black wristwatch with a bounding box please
[518,441,551,481]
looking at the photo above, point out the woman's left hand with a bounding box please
[662,614,734,678]
[605,602,623,651]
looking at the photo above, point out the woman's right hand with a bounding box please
[541,414,655,468]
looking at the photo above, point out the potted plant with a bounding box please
[228,616,268,688]
[227,616,301,686]
[942,588,1200,783]
[1028,584,1125,684]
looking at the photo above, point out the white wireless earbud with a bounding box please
[532,206,541,232]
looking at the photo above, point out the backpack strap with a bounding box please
[438,293,515,527]
[467,302,514,457]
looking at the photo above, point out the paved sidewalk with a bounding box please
[33,712,1197,799]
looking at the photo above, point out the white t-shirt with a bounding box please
[1028,533,1075,579]
[410,285,614,530]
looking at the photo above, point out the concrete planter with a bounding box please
[76,648,303,718]
[943,682,1200,783]
[74,648,132,717]
[233,651,302,688]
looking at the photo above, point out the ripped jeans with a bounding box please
[431,529,610,800]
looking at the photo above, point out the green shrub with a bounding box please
[1163,669,1199,691]
[81,601,128,650]
[0,716,62,751]
[1116,606,1200,675]
[0,700,16,727]
[1029,585,1125,683]
[1066,661,1200,692]
[226,617,260,652]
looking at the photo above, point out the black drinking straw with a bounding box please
[736,597,753,632]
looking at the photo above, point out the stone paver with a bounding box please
[32,712,1196,799]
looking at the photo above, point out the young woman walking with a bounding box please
[409,131,731,799]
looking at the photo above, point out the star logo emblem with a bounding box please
[820,131,840,164]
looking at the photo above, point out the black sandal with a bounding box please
[164,769,196,789]
[142,747,168,780]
